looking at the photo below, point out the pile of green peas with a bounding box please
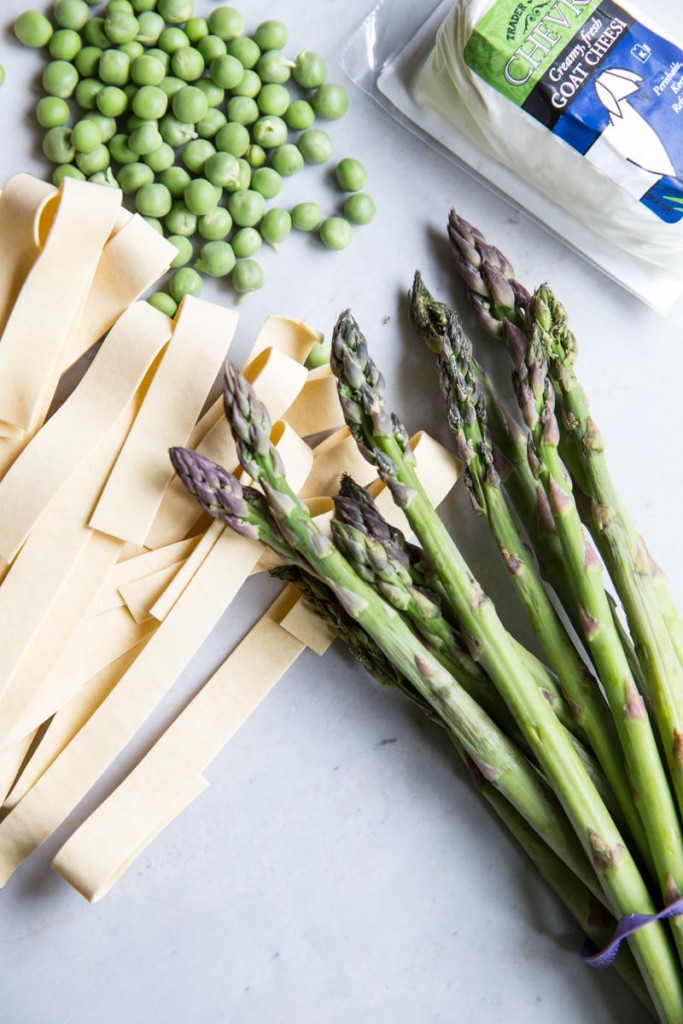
[13,0,373,310]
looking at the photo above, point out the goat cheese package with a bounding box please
[413,0,683,305]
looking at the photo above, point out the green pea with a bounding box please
[197,34,226,63]
[169,267,203,301]
[99,49,130,85]
[195,107,226,139]
[172,85,208,123]
[312,83,348,120]
[135,182,172,217]
[117,160,154,194]
[120,39,144,59]
[319,216,352,250]
[160,75,186,98]
[157,0,194,24]
[43,60,79,98]
[136,10,164,44]
[184,178,219,215]
[104,10,139,44]
[231,69,261,97]
[76,143,110,174]
[284,100,313,132]
[232,259,263,294]
[143,142,175,171]
[130,54,164,86]
[236,158,251,190]
[146,47,170,71]
[72,118,102,153]
[132,0,159,10]
[204,151,240,189]
[75,77,103,110]
[132,85,168,119]
[255,50,292,85]
[15,11,54,48]
[159,113,197,146]
[126,113,147,131]
[36,95,70,128]
[195,79,224,107]
[254,20,287,51]
[171,46,204,81]
[129,121,163,155]
[343,193,375,225]
[198,207,232,240]
[207,7,243,42]
[54,0,89,30]
[185,17,208,43]
[209,54,242,89]
[228,188,264,228]
[158,26,189,54]
[43,126,75,164]
[160,165,191,197]
[270,143,303,177]
[84,17,110,48]
[75,45,102,77]
[231,227,261,258]
[260,207,291,246]
[227,36,261,70]
[335,158,367,193]
[49,29,82,62]
[226,96,258,126]
[96,85,128,116]
[53,163,86,186]
[252,115,287,150]
[291,201,322,232]
[109,132,137,164]
[293,50,326,89]
[165,200,197,235]
[215,121,249,157]
[141,216,162,233]
[257,83,289,117]
[166,234,193,268]
[251,167,281,199]
[148,291,178,317]
[182,138,215,173]
[298,128,332,164]
[84,111,117,141]
[245,144,265,169]
[195,239,235,277]
[106,0,134,12]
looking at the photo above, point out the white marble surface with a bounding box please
[0,1,681,1022]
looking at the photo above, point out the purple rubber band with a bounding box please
[582,895,683,969]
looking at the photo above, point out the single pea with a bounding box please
[255,20,287,50]
[185,17,208,43]
[172,85,208,123]
[135,182,172,217]
[159,113,197,146]
[231,227,261,258]
[135,9,164,45]
[72,118,102,153]
[157,0,194,24]
[143,213,163,230]
[209,53,242,89]
[335,157,367,192]
[84,17,110,48]
[228,188,265,228]
[54,0,89,30]
[15,11,54,48]
[293,50,326,89]
[195,78,224,107]
[251,167,281,199]
[207,6,243,41]
[43,60,79,98]
[232,259,263,294]
[160,165,191,197]
[284,100,314,132]
[297,128,332,164]
[99,49,130,85]
[226,37,260,70]
[165,200,197,235]
[343,192,376,225]
[252,115,287,150]
[158,26,189,54]
[132,84,168,119]
[104,10,139,44]
[132,0,158,10]
[126,113,147,130]
[255,49,292,85]
[120,39,144,59]
[53,163,86,186]
[130,54,165,86]
[184,178,219,215]
[36,95,70,128]
[75,45,102,77]
[270,143,303,177]
[260,207,291,246]
[106,0,134,12]
[109,132,137,163]
[198,206,232,240]
[43,126,76,164]
[143,142,175,171]
[257,83,289,117]
[49,29,82,62]
[229,71,259,101]
[172,46,205,82]
[148,291,177,317]
[75,77,103,109]
[116,160,154,194]
[312,83,349,120]
[167,234,194,268]
[197,34,226,63]
[319,216,352,250]
[76,143,110,174]
[129,121,163,155]
[215,121,249,157]
[96,84,128,116]
[160,75,185,98]
[84,110,117,141]
[195,107,226,139]
[195,239,235,277]
[182,138,215,174]
[146,47,170,71]
[226,96,258,126]
[291,201,322,232]
[204,150,240,189]
[245,144,265,169]
[236,158,251,189]
[304,341,331,369]
[169,267,203,301]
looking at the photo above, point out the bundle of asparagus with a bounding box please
[171,217,683,1022]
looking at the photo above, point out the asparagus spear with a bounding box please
[329,309,683,1022]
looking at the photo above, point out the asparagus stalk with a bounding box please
[329,309,683,1022]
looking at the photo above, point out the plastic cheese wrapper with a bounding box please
[342,0,683,314]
